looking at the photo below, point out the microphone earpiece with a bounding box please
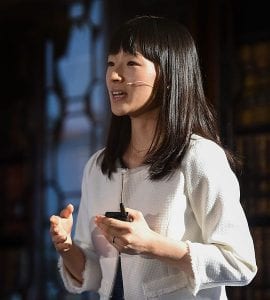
[126,81,153,88]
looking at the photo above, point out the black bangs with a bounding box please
[108,16,163,62]
[109,25,138,55]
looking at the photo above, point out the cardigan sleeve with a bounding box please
[58,154,102,293]
[183,138,257,295]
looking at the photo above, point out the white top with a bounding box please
[58,134,257,300]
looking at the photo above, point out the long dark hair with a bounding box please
[101,15,236,180]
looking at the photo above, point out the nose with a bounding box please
[110,70,123,82]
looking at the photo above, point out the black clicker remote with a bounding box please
[105,203,129,221]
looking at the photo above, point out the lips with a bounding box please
[111,90,127,101]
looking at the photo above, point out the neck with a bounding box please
[122,110,159,169]
[129,110,159,152]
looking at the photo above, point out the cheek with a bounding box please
[124,71,138,83]
[144,69,157,85]
[105,72,110,87]
[134,88,153,103]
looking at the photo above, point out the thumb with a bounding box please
[67,204,74,214]
[125,208,143,221]
[60,204,74,218]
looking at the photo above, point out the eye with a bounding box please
[107,61,114,67]
[127,60,140,66]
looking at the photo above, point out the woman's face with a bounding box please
[106,50,157,117]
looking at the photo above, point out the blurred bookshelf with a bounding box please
[0,2,44,297]
[227,40,270,299]
[0,104,35,299]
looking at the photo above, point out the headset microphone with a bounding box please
[126,81,153,88]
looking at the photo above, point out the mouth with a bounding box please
[111,90,127,101]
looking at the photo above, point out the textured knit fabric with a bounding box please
[58,134,257,300]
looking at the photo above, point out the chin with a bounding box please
[111,109,128,117]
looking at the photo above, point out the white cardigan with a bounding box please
[58,134,257,299]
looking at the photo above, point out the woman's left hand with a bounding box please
[94,208,157,255]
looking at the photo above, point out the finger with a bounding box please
[50,215,59,225]
[95,225,121,246]
[54,242,71,253]
[51,232,69,246]
[50,225,59,235]
[96,215,130,229]
[95,216,109,229]
[95,222,119,239]
[52,234,62,244]
[111,237,130,253]
[95,226,115,246]
[54,235,68,244]
[112,236,128,248]
[59,206,72,218]
[67,204,74,213]
[60,204,74,218]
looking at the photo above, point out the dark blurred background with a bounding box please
[0,0,269,299]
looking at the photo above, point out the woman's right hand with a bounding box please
[50,204,74,253]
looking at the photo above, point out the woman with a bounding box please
[50,16,257,299]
